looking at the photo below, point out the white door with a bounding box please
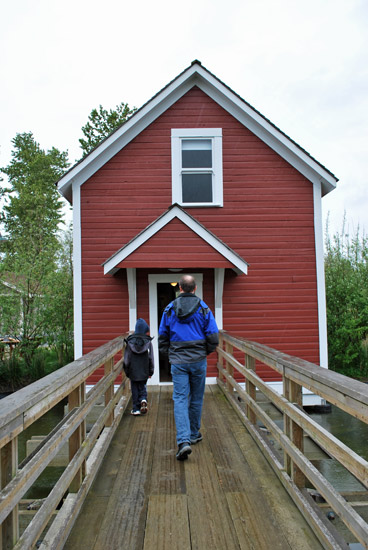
[148,273,203,385]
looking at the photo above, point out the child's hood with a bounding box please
[126,334,153,354]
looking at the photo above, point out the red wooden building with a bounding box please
[58,61,337,392]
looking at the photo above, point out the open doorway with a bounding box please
[148,273,203,385]
[157,282,179,381]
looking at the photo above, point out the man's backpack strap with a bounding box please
[164,303,174,318]
[199,300,209,317]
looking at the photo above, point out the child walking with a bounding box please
[123,318,154,416]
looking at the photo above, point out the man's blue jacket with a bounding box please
[158,293,219,364]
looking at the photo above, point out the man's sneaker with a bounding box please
[190,432,203,444]
[140,400,148,415]
[176,442,192,461]
[131,410,141,416]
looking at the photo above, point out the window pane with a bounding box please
[182,139,212,150]
[182,173,213,203]
[182,139,212,168]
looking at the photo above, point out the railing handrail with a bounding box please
[218,330,368,550]
[2,331,367,549]
[0,334,129,550]
[222,332,368,420]
[0,335,126,435]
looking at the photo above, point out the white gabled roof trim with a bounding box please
[194,76,336,195]
[103,205,248,276]
[58,61,337,203]
[58,72,196,203]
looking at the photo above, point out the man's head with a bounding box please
[179,275,197,294]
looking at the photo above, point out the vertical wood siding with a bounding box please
[81,87,318,381]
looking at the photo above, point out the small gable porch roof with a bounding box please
[103,205,249,276]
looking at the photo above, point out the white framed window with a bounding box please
[171,128,223,207]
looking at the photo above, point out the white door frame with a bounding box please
[148,273,203,385]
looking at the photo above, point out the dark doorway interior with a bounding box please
[157,282,179,382]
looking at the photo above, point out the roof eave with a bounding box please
[190,67,338,194]
[58,61,338,203]
[57,66,201,202]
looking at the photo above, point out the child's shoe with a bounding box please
[131,410,141,416]
[140,400,148,415]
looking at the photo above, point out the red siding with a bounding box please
[81,87,319,381]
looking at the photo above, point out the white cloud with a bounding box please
[1,0,367,235]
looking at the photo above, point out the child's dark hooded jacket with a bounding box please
[123,334,154,381]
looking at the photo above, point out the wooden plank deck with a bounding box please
[64,385,323,550]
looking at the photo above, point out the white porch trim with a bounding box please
[214,268,225,330]
[126,268,137,331]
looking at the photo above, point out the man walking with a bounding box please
[158,275,219,460]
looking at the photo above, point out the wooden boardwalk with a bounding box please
[64,385,323,550]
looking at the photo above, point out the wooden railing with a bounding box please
[217,331,368,550]
[2,330,368,549]
[0,335,129,550]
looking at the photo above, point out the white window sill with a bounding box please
[178,203,223,208]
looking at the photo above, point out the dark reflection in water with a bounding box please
[310,405,368,460]
[309,404,368,492]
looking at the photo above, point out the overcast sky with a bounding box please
[1,0,367,237]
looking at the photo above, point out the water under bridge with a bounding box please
[0,333,367,549]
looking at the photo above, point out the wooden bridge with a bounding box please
[0,333,368,549]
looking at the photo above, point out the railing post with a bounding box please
[0,438,19,549]
[218,332,224,383]
[68,382,86,492]
[225,342,234,393]
[245,354,257,424]
[283,374,291,477]
[104,357,114,427]
[284,375,305,488]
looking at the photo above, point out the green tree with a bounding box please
[0,132,69,364]
[43,226,74,366]
[79,102,136,157]
[325,219,368,378]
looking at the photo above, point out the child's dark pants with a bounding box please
[131,380,148,412]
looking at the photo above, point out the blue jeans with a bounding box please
[131,380,147,412]
[171,359,207,445]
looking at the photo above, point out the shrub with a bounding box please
[0,347,69,391]
[325,219,368,378]
[0,353,23,391]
